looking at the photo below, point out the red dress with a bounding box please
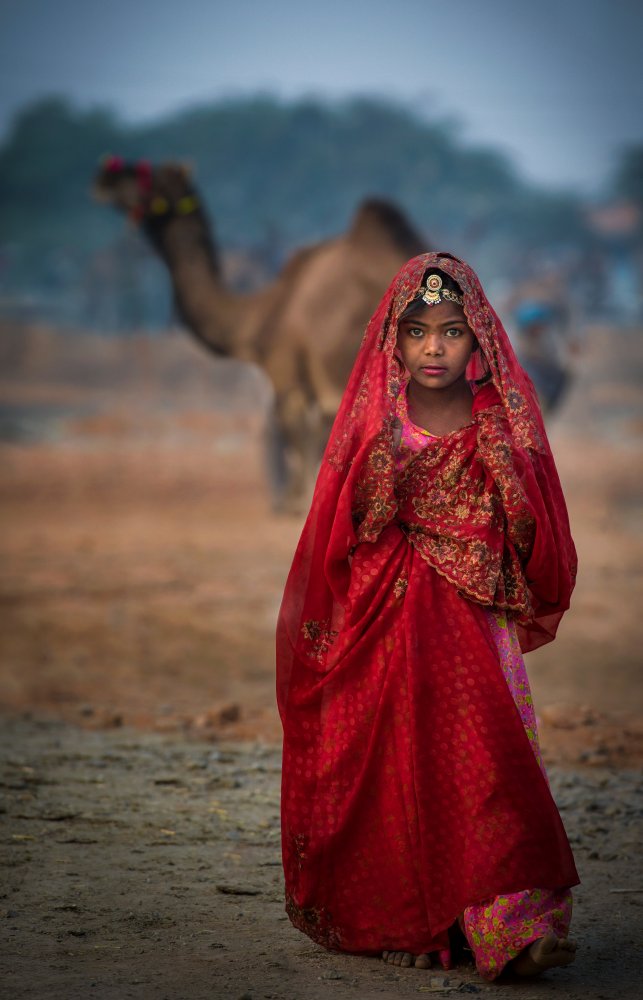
[276,253,578,976]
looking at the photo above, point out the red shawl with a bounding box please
[277,253,578,955]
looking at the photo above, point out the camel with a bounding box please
[94,158,428,511]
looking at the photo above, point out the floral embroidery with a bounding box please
[393,576,408,599]
[352,425,398,542]
[326,374,371,472]
[351,371,370,416]
[464,887,572,980]
[285,894,343,950]
[384,393,538,619]
[301,620,339,662]
[291,832,308,869]
[326,422,353,472]
[326,443,346,471]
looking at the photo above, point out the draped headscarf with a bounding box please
[278,251,577,699]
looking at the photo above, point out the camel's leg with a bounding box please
[300,405,326,506]
[317,410,336,465]
[300,407,338,487]
[267,390,313,515]
[264,399,293,511]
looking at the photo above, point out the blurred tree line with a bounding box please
[0,94,640,330]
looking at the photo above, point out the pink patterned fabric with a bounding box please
[396,390,572,978]
[394,385,440,466]
[463,887,572,979]
[485,609,545,774]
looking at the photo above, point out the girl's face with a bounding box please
[396,300,476,391]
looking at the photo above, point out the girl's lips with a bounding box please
[420,365,447,374]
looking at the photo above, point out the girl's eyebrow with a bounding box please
[400,315,467,327]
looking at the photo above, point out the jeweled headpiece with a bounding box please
[421,272,463,307]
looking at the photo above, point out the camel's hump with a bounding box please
[348,199,428,257]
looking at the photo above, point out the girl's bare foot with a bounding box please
[512,932,577,976]
[382,950,432,969]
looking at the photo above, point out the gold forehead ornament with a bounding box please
[421,273,464,307]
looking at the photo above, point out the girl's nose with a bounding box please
[424,336,443,355]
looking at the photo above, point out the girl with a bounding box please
[276,252,578,980]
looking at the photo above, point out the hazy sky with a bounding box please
[1,0,641,194]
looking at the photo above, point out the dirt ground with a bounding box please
[1,715,641,1000]
[1,321,642,998]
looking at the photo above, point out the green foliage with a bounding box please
[0,93,595,323]
[0,98,121,242]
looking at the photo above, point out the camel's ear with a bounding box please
[162,161,194,180]
[177,161,194,179]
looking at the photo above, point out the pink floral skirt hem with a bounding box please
[456,611,573,980]
[462,887,572,979]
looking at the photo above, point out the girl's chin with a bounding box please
[411,373,452,387]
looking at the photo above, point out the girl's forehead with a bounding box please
[398,299,469,326]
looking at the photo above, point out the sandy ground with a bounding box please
[1,322,642,997]
[1,717,641,1000]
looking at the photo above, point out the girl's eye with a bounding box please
[444,327,463,338]
[408,327,424,338]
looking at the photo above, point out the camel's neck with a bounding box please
[144,212,249,359]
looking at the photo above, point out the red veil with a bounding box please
[277,253,578,956]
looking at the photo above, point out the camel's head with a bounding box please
[94,157,198,225]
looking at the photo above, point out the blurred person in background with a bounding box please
[507,267,580,416]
